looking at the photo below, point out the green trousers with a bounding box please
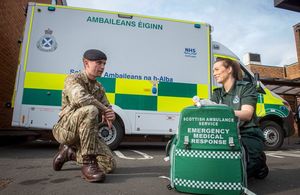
[241,127,265,177]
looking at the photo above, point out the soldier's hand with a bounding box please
[107,120,113,130]
[102,114,113,129]
[104,108,115,121]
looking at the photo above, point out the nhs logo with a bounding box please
[184,48,197,57]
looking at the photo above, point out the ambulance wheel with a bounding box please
[98,120,124,150]
[261,121,284,150]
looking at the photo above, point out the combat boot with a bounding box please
[81,155,106,182]
[53,144,76,171]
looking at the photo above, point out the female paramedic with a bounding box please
[210,57,268,179]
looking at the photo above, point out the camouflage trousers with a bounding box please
[53,105,116,173]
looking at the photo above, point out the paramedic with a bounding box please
[52,49,116,182]
[211,57,268,179]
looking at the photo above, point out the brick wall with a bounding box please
[0,0,62,128]
[285,63,300,79]
[247,64,284,78]
[247,23,300,80]
[247,62,300,80]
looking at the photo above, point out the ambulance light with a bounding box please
[118,14,133,19]
[48,6,56,11]
[194,24,201,29]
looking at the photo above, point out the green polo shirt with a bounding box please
[211,81,258,132]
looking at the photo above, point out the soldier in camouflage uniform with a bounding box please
[52,49,116,182]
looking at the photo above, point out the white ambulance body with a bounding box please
[12,3,294,149]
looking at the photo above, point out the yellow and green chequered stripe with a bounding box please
[256,89,288,117]
[22,72,208,113]
[22,72,290,116]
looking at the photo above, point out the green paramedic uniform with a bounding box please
[211,80,266,177]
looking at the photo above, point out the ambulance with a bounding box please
[12,3,295,150]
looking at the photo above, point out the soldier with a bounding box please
[52,49,116,182]
[211,57,268,179]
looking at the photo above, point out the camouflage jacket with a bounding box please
[59,71,110,118]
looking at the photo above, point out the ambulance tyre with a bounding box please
[261,121,284,150]
[98,120,124,150]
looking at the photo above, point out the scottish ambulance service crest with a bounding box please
[37,28,57,52]
[233,95,240,104]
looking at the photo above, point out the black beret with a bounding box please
[83,49,107,61]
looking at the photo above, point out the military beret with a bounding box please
[83,49,107,61]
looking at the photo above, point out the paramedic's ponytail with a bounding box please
[215,57,242,80]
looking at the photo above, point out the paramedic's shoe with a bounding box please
[254,164,269,179]
[81,155,106,182]
[53,144,76,171]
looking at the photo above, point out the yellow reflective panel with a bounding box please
[197,84,209,99]
[24,72,67,90]
[213,54,238,61]
[263,88,283,105]
[115,78,154,96]
[158,96,192,112]
[106,93,115,105]
[256,103,266,117]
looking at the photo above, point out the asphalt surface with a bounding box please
[1,136,300,195]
